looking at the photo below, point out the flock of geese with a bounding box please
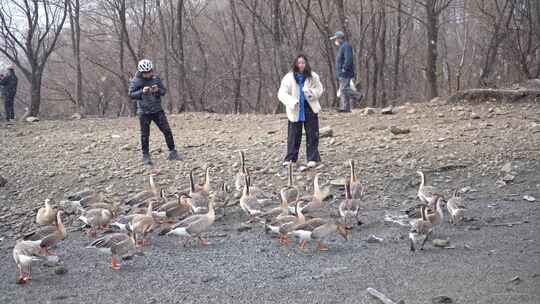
[11,151,466,284]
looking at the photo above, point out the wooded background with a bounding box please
[0,0,538,118]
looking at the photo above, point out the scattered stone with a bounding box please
[389,126,410,135]
[319,126,333,138]
[54,266,67,275]
[508,276,521,284]
[366,235,384,243]
[523,195,536,202]
[466,226,480,231]
[298,165,308,172]
[70,113,82,120]
[381,106,394,115]
[432,239,450,247]
[406,107,416,114]
[330,177,347,186]
[363,107,375,115]
[66,189,96,201]
[470,112,481,119]
[26,116,40,122]
[502,174,515,182]
[60,200,82,215]
[237,223,252,232]
[0,175,6,187]
[120,144,132,151]
[530,124,540,133]
[432,295,453,303]
[267,129,278,134]
[501,162,513,173]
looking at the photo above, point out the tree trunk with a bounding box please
[68,0,83,114]
[156,0,171,113]
[335,0,350,39]
[273,0,288,114]
[425,0,439,99]
[29,72,42,117]
[379,2,387,107]
[392,0,402,100]
[176,0,188,112]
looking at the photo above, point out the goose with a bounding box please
[425,194,444,226]
[159,197,216,246]
[266,200,306,246]
[129,201,156,246]
[338,180,361,228]
[290,173,324,216]
[86,230,136,270]
[213,182,232,216]
[282,162,299,204]
[409,206,433,251]
[154,193,192,222]
[234,151,247,191]
[36,199,56,226]
[23,211,66,255]
[13,240,58,284]
[189,168,210,214]
[416,171,442,206]
[259,188,290,221]
[79,208,113,237]
[447,189,466,225]
[239,173,263,218]
[290,217,348,252]
[349,160,365,199]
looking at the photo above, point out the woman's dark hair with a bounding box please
[291,54,312,78]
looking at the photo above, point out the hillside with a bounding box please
[0,100,539,304]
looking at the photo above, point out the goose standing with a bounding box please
[338,181,361,228]
[409,206,433,251]
[447,189,466,224]
[239,173,263,218]
[189,168,210,214]
[349,160,365,199]
[13,240,58,284]
[416,171,442,206]
[36,199,56,226]
[159,198,216,246]
[86,230,136,270]
[23,211,66,255]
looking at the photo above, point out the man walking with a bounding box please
[0,66,18,122]
[331,31,362,113]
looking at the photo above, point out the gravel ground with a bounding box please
[0,100,539,303]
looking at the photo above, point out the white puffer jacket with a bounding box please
[278,71,324,122]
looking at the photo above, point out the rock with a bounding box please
[530,124,540,133]
[523,195,536,202]
[330,177,347,186]
[70,113,82,120]
[381,106,394,115]
[501,162,513,173]
[430,97,446,105]
[54,266,67,275]
[298,165,308,172]
[389,126,410,135]
[406,107,416,114]
[66,189,95,201]
[363,107,375,115]
[470,112,481,119]
[432,295,453,303]
[466,225,480,231]
[0,175,6,187]
[366,235,383,243]
[237,223,252,232]
[319,126,333,138]
[26,116,40,122]
[120,144,132,151]
[432,239,449,247]
[502,174,515,182]
[60,200,81,215]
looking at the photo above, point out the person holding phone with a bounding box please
[278,54,324,169]
[128,59,180,166]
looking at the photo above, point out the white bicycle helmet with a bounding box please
[137,59,153,72]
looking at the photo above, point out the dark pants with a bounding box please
[3,95,14,121]
[139,111,175,155]
[285,103,321,163]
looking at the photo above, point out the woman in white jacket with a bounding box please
[278,54,324,168]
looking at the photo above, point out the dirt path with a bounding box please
[0,101,539,303]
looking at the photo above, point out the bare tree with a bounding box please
[0,0,68,116]
[67,0,83,114]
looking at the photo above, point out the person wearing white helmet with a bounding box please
[128,59,181,165]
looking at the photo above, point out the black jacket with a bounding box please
[0,70,18,98]
[128,71,167,115]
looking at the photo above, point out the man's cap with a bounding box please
[330,31,345,40]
